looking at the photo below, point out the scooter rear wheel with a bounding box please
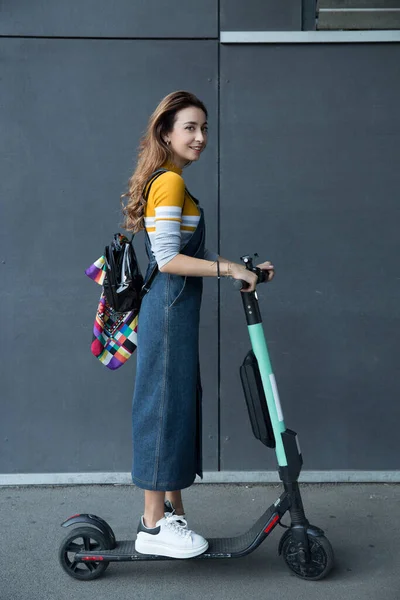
[280,530,334,580]
[58,526,110,580]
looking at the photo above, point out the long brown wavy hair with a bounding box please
[121,90,208,232]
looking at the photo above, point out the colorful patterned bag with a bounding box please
[85,169,167,370]
[85,249,140,370]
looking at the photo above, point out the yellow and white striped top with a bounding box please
[144,161,217,268]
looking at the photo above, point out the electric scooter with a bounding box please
[58,255,334,581]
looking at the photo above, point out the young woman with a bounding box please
[122,91,274,559]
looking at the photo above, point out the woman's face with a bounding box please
[164,106,208,168]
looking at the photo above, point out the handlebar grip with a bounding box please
[232,268,268,291]
[257,269,268,284]
[233,279,249,291]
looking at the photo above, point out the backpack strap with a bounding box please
[139,168,169,296]
[130,169,168,243]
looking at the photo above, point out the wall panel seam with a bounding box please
[217,0,221,472]
[0,35,219,41]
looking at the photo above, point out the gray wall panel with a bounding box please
[221,0,302,31]
[0,0,218,38]
[220,44,400,471]
[0,38,218,473]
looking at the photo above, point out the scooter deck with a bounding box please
[75,504,282,562]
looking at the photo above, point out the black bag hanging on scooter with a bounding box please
[240,350,276,448]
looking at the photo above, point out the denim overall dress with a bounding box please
[131,207,205,491]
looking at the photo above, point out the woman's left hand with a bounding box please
[256,260,275,282]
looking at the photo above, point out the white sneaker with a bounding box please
[135,514,209,559]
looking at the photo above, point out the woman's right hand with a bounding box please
[229,262,258,292]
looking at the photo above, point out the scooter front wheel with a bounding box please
[280,530,334,580]
[58,526,110,580]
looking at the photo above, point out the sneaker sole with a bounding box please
[135,538,209,559]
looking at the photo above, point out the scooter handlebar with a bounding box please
[232,267,268,291]
[233,279,247,291]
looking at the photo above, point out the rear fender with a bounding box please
[61,513,116,549]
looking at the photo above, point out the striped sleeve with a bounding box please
[149,171,185,269]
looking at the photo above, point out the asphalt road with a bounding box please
[0,483,399,600]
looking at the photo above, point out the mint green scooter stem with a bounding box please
[248,322,288,466]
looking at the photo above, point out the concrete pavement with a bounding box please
[1,483,399,600]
